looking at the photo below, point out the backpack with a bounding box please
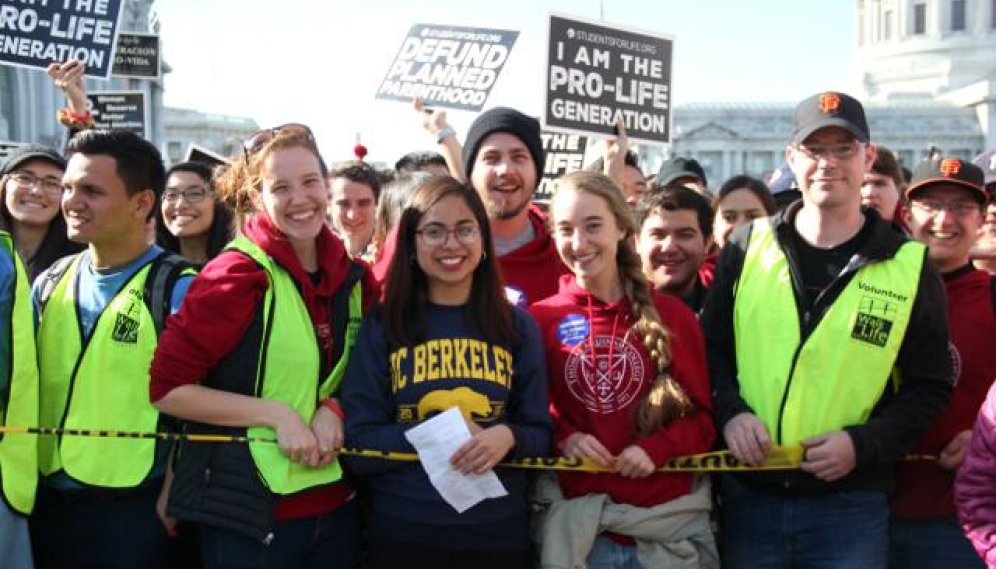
[37,251,194,336]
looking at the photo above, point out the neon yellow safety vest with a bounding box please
[0,231,38,514]
[733,220,925,446]
[228,236,362,495]
[37,254,162,488]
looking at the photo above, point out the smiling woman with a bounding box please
[529,170,718,568]
[0,144,83,281]
[149,128,377,569]
[341,175,552,569]
[155,161,235,267]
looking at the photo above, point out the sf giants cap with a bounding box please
[906,157,987,204]
[792,92,870,145]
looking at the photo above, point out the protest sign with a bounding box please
[184,143,230,168]
[86,91,146,137]
[377,23,519,112]
[111,33,159,79]
[535,131,587,202]
[545,13,673,144]
[0,0,126,78]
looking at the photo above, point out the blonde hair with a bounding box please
[216,132,326,227]
[554,171,693,435]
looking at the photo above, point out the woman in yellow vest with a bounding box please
[150,126,374,569]
[0,229,39,569]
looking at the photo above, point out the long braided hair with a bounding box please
[554,171,693,435]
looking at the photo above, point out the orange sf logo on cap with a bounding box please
[940,158,962,177]
[820,93,841,114]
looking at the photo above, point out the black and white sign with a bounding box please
[185,143,230,168]
[377,23,519,112]
[111,33,159,78]
[545,13,673,144]
[86,91,146,137]
[0,0,126,78]
[535,131,587,202]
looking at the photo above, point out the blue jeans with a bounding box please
[0,500,33,569]
[720,475,888,569]
[199,498,359,569]
[889,515,984,569]
[586,536,644,569]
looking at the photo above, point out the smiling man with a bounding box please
[329,161,380,261]
[890,157,993,569]
[461,107,569,307]
[30,130,195,569]
[701,92,952,569]
[634,184,713,312]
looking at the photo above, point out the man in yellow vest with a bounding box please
[0,229,39,569]
[29,130,195,569]
[701,92,953,569]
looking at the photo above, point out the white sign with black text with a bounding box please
[545,13,673,144]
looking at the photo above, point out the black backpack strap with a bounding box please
[143,252,196,337]
[37,254,78,316]
[330,261,367,367]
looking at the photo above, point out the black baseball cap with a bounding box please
[906,157,987,204]
[792,92,870,145]
[2,144,67,175]
[657,157,708,188]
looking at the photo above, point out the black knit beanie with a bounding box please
[462,107,545,184]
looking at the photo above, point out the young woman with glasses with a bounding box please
[156,161,235,267]
[528,171,718,568]
[150,126,376,569]
[340,175,552,569]
[0,145,84,281]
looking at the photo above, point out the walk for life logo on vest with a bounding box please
[564,334,645,414]
[852,281,906,348]
[111,288,143,344]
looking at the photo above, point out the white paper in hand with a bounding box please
[403,406,508,513]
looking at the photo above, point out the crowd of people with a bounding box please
[2,59,996,569]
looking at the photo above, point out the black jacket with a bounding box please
[701,202,952,494]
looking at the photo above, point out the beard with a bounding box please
[484,189,531,221]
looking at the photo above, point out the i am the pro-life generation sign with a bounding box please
[0,0,126,78]
[545,13,673,144]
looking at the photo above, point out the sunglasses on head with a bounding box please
[242,123,316,160]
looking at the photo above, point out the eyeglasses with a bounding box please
[163,186,210,204]
[242,123,315,160]
[9,171,63,195]
[794,142,862,162]
[911,199,981,217]
[415,223,481,247]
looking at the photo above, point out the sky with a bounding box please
[154,0,858,165]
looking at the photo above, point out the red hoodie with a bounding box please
[499,206,571,308]
[892,266,996,520]
[150,212,377,520]
[529,275,714,508]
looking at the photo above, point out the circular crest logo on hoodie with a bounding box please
[564,334,645,414]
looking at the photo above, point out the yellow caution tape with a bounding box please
[0,426,935,473]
